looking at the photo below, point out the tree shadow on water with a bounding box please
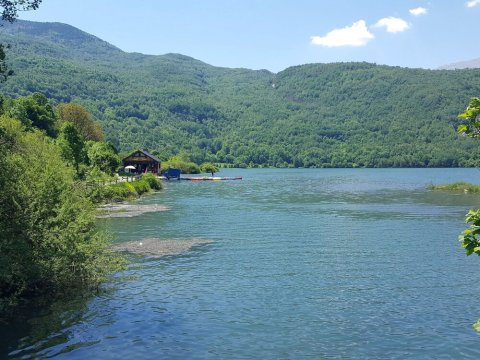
[0,286,115,359]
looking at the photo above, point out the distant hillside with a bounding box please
[439,58,480,70]
[1,20,480,167]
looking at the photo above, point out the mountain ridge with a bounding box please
[6,20,480,73]
[1,20,480,168]
[2,19,122,53]
[439,58,480,70]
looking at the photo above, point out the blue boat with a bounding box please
[162,168,181,180]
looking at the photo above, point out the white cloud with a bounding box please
[311,20,374,47]
[374,17,410,33]
[467,0,480,8]
[409,7,427,16]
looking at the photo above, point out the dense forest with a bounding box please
[1,20,480,167]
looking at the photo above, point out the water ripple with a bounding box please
[4,169,480,359]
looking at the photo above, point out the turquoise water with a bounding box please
[4,168,480,359]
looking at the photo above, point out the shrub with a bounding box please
[200,162,219,175]
[142,173,162,190]
[131,178,150,195]
[161,160,200,174]
[89,174,162,204]
[0,116,124,308]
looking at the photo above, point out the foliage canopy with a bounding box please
[57,102,104,141]
[0,115,123,307]
[456,98,480,259]
[457,97,480,138]
[0,0,42,22]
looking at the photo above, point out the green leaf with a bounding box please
[473,319,480,332]
[457,124,468,133]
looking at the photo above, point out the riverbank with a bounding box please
[90,173,163,204]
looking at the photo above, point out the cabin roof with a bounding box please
[140,149,161,162]
[123,149,161,163]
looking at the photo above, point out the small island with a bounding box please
[428,181,480,193]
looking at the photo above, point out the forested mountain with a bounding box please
[1,20,480,167]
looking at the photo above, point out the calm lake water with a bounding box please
[3,168,480,359]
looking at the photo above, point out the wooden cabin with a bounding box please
[122,150,161,174]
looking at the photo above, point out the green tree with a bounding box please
[0,115,123,307]
[86,140,120,175]
[161,152,201,174]
[0,1,42,22]
[457,98,480,257]
[7,92,57,136]
[457,97,480,138]
[57,103,104,141]
[200,162,218,176]
[458,209,480,256]
[0,44,13,82]
[58,122,87,175]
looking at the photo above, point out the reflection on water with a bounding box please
[3,168,480,359]
[1,291,98,358]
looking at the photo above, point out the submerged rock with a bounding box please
[97,204,169,218]
[111,238,212,257]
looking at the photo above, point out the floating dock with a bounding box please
[181,176,242,181]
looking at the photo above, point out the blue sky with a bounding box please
[19,0,480,72]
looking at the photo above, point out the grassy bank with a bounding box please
[428,181,480,193]
[90,173,163,203]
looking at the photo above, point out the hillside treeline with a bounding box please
[1,20,480,167]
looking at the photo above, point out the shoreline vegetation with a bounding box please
[0,94,164,312]
[427,181,480,193]
[0,92,177,312]
[0,115,126,312]
[90,173,163,204]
